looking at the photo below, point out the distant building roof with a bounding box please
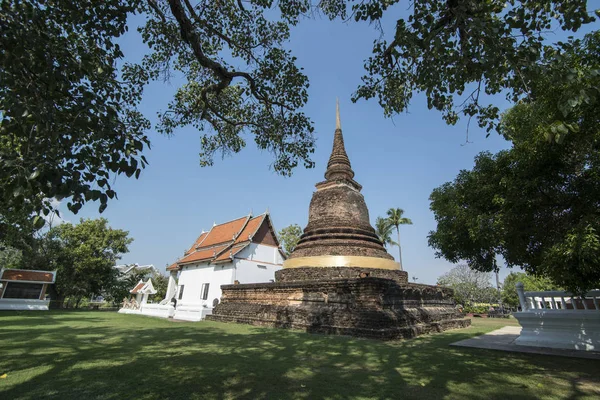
[130,278,156,295]
[114,264,159,277]
[167,212,284,271]
[0,269,57,284]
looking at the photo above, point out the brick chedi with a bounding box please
[207,101,471,339]
[285,100,396,267]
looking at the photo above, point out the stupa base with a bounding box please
[207,273,471,340]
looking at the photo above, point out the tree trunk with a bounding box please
[53,294,66,309]
[397,226,403,271]
[495,270,502,308]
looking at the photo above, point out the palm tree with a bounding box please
[375,217,398,248]
[386,208,413,271]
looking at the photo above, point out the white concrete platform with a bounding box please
[450,326,600,360]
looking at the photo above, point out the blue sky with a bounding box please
[53,6,594,285]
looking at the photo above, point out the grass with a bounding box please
[0,312,599,400]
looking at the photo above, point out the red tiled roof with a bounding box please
[185,232,208,255]
[1,269,55,283]
[166,262,179,271]
[170,212,283,268]
[130,281,145,294]
[214,244,248,262]
[200,216,249,247]
[178,245,229,265]
[234,215,264,244]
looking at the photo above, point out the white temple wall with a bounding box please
[234,243,283,284]
[177,262,235,305]
[234,259,279,284]
[238,243,284,265]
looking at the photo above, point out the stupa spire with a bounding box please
[336,98,341,130]
[324,100,356,183]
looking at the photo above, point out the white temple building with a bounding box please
[0,269,57,311]
[121,211,285,321]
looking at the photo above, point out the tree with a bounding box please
[151,272,169,302]
[2,1,597,234]
[347,0,596,133]
[104,267,148,307]
[429,32,600,294]
[502,272,559,309]
[437,264,494,307]
[1,0,319,235]
[24,218,133,307]
[375,217,398,249]
[1,1,150,233]
[278,224,303,256]
[386,208,412,270]
[104,267,168,306]
[0,243,22,269]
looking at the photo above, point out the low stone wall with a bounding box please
[275,266,408,283]
[118,304,174,319]
[173,304,213,322]
[142,303,175,319]
[208,277,470,340]
[0,299,50,311]
[514,310,600,351]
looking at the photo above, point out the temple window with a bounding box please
[2,282,43,299]
[201,283,210,300]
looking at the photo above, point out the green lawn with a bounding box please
[0,312,599,400]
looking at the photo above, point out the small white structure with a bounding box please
[131,278,157,306]
[0,269,57,311]
[514,282,600,351]
[163,211,285,321]
[119,278,175,318]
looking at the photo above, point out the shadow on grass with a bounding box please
[0,311,598,400]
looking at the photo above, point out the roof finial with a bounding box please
[336,98,341,130]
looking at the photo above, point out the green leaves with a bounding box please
[502,272,559,308]
[38,218,133,302]
[429,32,600,293]
[32,215,45,229]
[278,224,303,255]
[28,170,40,180]
[346,0,596,132]
[0,0,150,229]
[375,217,397,248]
[139,0,315,176]
[437,265,495,307]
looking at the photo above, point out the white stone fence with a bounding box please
[118,303,174,319]
[0,298,51,311]
[514,282,600,351]
[516,282,600,311]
